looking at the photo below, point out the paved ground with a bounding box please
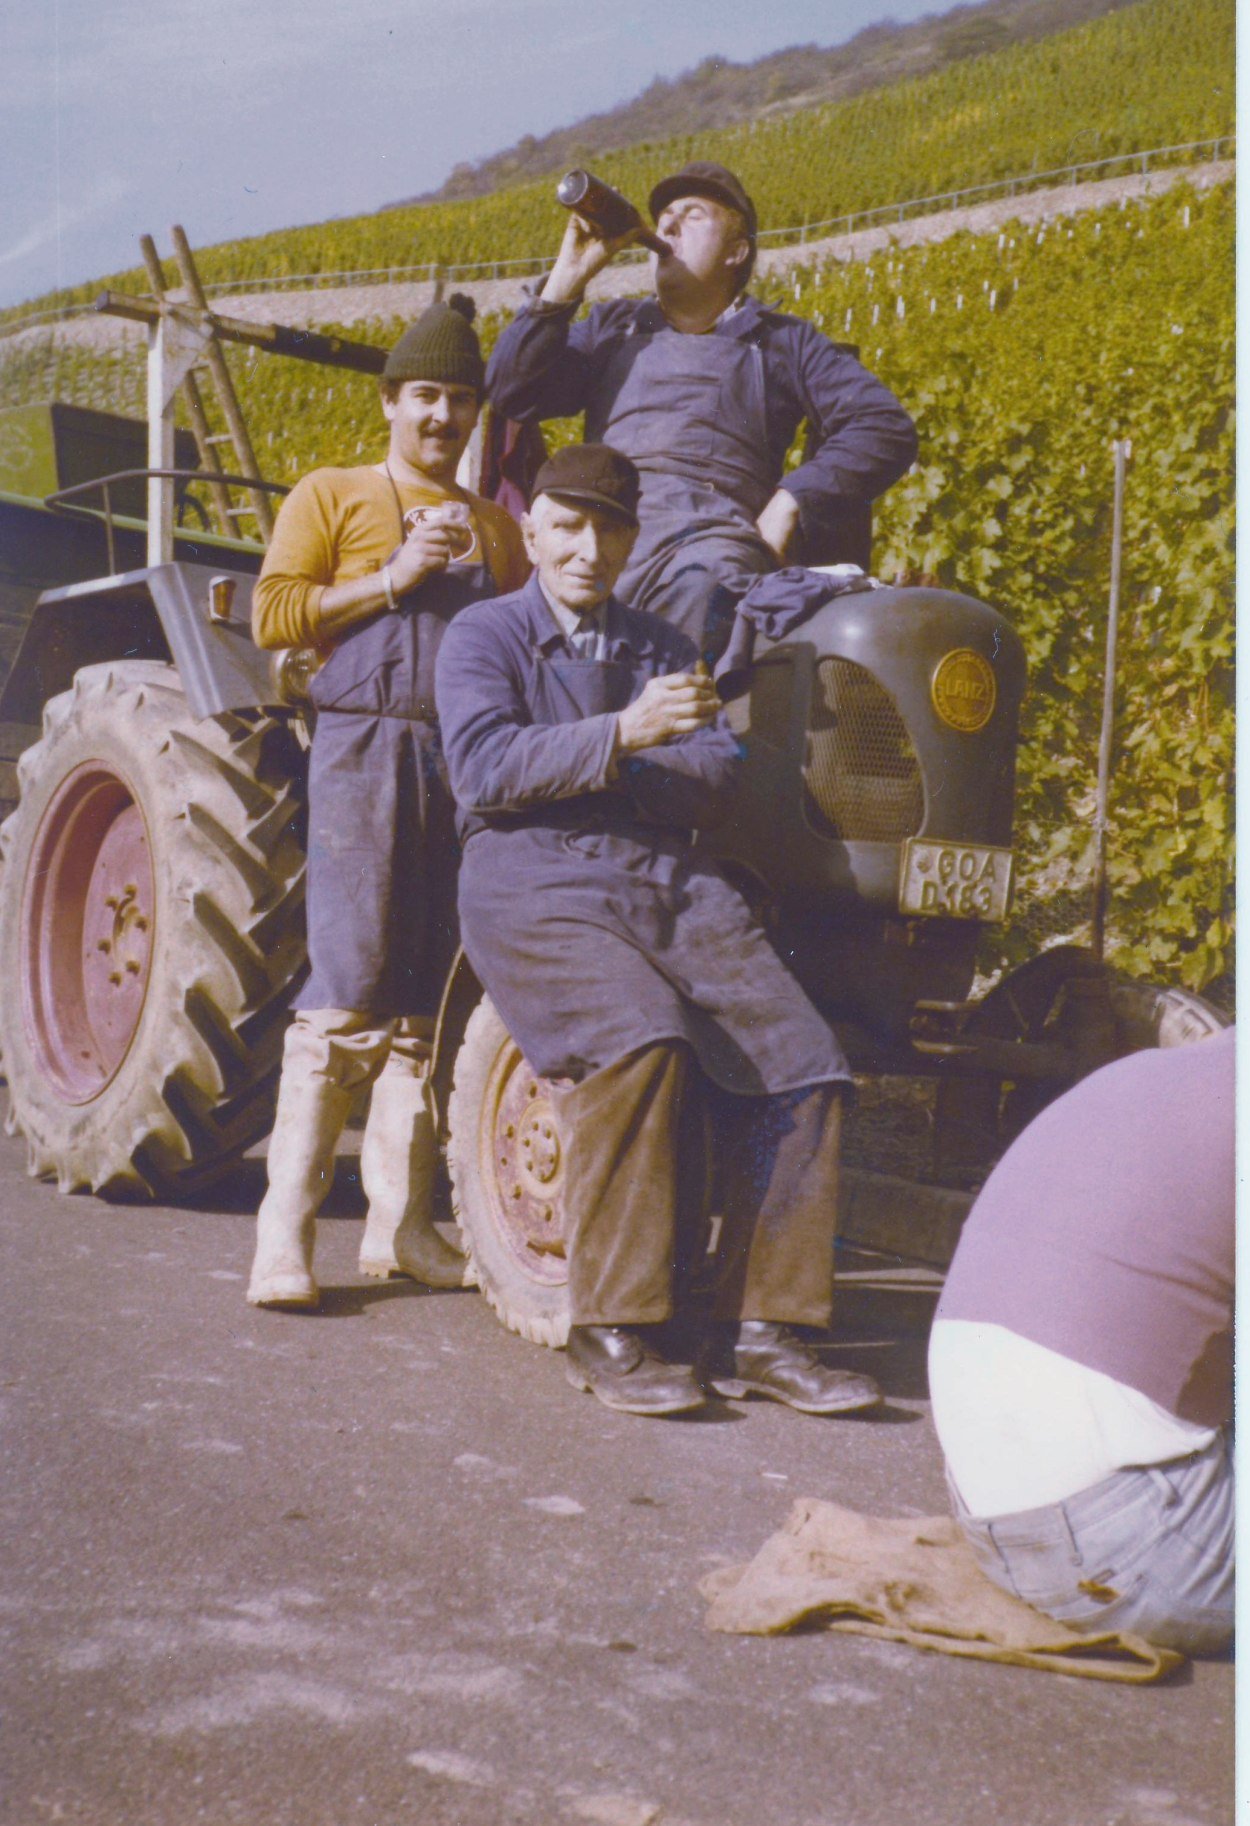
[0,1126,1233,1826]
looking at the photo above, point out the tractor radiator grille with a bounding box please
[803,659,924,842]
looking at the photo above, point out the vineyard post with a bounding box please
[1091,437,1132,960]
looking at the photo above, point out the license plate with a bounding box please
[899,838,1014,921]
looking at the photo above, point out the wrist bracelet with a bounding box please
[381,564,398,613]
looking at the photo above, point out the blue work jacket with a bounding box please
[486,292,917,563]
[435,575,850,1094]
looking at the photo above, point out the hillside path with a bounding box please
[2,158,1233,360]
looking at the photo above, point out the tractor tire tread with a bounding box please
[0,661,306,1200]
[446,996,571,1349]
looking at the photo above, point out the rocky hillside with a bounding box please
[398,0,1146,206]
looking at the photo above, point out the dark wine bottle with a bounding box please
[556,170,666,253]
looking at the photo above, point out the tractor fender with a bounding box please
[0,562,280,728]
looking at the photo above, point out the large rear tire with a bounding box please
[0,661,306,1197]
[446,997,570,1348]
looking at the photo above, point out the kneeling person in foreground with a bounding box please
[929,1026,1234,1655]
[435,443,880,1417]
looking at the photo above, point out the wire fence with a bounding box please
[0,135,1234,340]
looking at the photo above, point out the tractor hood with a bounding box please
[713,580,1028,915]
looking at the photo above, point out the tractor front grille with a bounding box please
[803,658,924,842]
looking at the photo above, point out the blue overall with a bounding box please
[434,576,851,1094]
[583,324,776,647]
[486,293,919,647]
[299,559,497,1016]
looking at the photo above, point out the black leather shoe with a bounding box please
[709,1321,882,1415]
[565,1324,707,1416]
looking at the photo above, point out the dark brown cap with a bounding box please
[648,161,758,239]
[531,443,640,525]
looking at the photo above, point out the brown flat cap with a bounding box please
[531,443,640,524]
[648,161,758,239]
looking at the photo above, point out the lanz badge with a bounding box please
[931,648,996,733]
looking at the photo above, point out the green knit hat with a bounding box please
[383,293,484,391]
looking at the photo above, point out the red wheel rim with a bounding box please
[479,1038,568,1286]
[21,762,156,1103]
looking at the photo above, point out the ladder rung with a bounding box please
[225,506,262,518]
[203,433,234,445]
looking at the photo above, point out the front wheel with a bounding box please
[1107,976,1228,1050]
[933,946,1228,1181]
[445,997,571,1347]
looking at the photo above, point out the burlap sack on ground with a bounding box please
[700,1498,1182,1682]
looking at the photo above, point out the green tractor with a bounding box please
[0,265,1223,1346]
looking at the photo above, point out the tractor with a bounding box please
[0,247,1224,1346]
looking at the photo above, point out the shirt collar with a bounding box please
[522,574,657,661]
[636,290,765,339]
[536,574,608,646]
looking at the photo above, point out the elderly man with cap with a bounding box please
[247,295,529,1309]
[435,441,882,1417]
[485,161,917,647]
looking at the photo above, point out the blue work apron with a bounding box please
[299,561,495,1016]
[586,326,779,649]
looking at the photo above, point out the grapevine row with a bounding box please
[1,0,1232,324]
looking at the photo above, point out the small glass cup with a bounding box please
[403,500,478,563]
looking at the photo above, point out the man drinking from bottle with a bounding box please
[486,161,917,647]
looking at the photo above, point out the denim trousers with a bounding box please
[949,1430,1233,1655]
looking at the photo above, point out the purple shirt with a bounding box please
[936,1028,1235,1428]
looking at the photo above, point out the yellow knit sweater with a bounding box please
[252,464,530,652]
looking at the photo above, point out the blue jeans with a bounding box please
[949,1431,1234,1655]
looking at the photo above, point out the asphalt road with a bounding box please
[0,1127,1233,1826]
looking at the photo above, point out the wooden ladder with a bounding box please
[139,226,275,544]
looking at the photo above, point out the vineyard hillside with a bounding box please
[3,0,1232,325]
[409,0,1143,204]
[805,182,1234,1000]
[2,177,1232,998]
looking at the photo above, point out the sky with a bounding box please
[0,0,945,312]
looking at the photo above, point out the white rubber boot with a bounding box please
[247,1066,356,1308]
[358,1058,466,1288]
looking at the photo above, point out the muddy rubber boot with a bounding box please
[358,1060,466,1288]
[247,1068,356,1309]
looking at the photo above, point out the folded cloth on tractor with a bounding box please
[712,565,877,699]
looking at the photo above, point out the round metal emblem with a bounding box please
[931,648,996,733]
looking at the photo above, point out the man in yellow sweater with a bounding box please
[248,295,529,1309]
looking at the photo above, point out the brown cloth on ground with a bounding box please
[700,1499,1183,1683]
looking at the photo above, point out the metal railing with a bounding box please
[0,135,1233,339]
[45,468,290,573]
[754,135,1234,243]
